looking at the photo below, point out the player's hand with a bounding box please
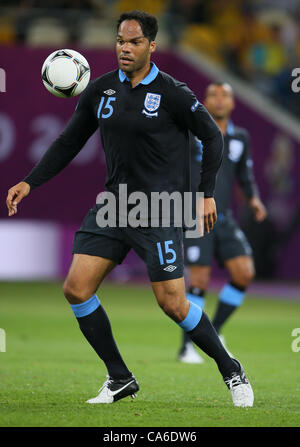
[197,196,217,235]
[6,182,31,217]
[249,196,267,222]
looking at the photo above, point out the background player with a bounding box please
[6,12,253,407]
[179,82,267,364]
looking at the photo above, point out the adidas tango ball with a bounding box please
[41,49,90,97]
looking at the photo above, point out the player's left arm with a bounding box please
[236,132,267,222]
[170,83,223,233]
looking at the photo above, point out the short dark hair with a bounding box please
[117,10,158,42]
[205,82,234,97]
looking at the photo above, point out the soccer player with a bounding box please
[6,11,254,407]
[179,82,267,364]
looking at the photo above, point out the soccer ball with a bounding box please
[41,49,90,97]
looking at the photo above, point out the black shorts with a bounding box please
[73,205,184,282]
[184,213,252,267]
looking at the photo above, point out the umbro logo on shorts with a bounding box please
[104,89,116,95]
[163,265,177,272]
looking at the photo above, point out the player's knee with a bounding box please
[189,268,210,290]
[62,280,79,303]
[163,304,185,322]
[62,279,94,304]
[232,267,255,288]
[245,262,255,285]
[190,276,209,291]
[157,294,187,322]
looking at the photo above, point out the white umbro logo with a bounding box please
[163,265,177,272]
[104,89,116,95]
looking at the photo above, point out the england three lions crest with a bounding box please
[142,93,161,117]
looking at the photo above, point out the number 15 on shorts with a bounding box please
[157,240,176,265]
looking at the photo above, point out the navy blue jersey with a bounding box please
[25,63,223,206]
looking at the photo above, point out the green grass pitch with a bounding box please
[0,281,299,427]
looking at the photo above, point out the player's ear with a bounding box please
[150,40,156,54]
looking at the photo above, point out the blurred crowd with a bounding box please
[1,0,300,116]
[164,0,300,117]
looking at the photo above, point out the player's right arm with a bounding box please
[168,80,223,233]
[236,130,267,222]
[6,83,98,217]
[168,80,223,199]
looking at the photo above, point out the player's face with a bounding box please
[204,85,234,120]
[116,20,156,74]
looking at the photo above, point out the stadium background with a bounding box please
[0,0,300,428]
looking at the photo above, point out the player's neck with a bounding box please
[124,62,152,88]
[214,118,228,136]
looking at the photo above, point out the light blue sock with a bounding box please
[186,292,205,310]
[178,301,202,332]
[219,284,245,307]
[70,294,101,318]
